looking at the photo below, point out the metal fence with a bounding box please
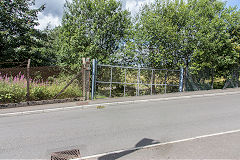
[185,67,240,91]
[91,59,184,99]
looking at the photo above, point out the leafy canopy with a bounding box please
[0,0,45,66]
[57,0,131,69]
[129,0,240,74]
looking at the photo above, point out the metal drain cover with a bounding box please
[51,149,81,160]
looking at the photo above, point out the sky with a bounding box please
[34,0,240,30]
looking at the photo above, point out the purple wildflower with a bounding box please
[13,76,18,83]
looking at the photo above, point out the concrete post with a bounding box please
[82,58,91,100]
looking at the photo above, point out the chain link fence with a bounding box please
[185,67,240,91]
[0,61,83,104]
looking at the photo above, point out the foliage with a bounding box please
[130,0,240,75]
[0,0,48,67]
[56,0,131,69]
[30,26,60,66]
[0,73,81,104]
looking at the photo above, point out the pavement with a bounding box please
[1,88,240,115]
[84,131,240,160]
[0,88,240,159]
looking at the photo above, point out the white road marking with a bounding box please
[1,90,240,118]
[75,129,240,160]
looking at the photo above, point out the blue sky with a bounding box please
[225,0,239,8]
[35,0,240,30]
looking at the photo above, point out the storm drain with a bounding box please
[51,149,81,160]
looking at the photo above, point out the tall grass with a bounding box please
[0,72,82,104]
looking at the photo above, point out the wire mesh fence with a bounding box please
[185,67,240,91]
[2,59,239,104]
[92,62,182,99]
[0,62,83,104]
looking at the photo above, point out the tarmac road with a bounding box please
[1,91,240,159]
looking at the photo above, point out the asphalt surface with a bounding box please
[1,88,239,114]
[1,91,240,159]
[86,131,240,160]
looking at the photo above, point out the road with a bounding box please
[1,92,240,159]
[86,131,240,160]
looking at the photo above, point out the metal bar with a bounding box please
[110,67,113,97]
[97,64,180,72]
[97,81,136,84]
[91,59,96,100]
[136,69,138,96]
[179,67,184,92]
[54,71,82,99]
[124,69,126,97]
[137,68,140,96]
[151,69,153,95]
[82,67,86,99]
[96,81,179,86]
[164,71,168,94]
[95,60,98,95]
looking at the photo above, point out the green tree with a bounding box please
[0,0,45,67]
[30,26,60,66]
[57,0,131,69]
[190,1,240,79]
[133,0,240,89]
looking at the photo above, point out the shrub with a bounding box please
[0,72,82,104]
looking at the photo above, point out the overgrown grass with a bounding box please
[0,73,82,104]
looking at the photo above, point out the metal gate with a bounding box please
[91,59,184,99]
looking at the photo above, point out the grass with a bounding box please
[0,72,82,104]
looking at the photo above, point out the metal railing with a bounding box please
[91,60,184,99]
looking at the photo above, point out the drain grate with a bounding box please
[51,149,81,160]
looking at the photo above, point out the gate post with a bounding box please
[91,59,97,100]
[179,67,184,92]
[82,58,91,100]
[26,59,31,101]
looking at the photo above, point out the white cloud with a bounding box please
[34,0,65,30]
[35,0,239,30]
[35,12,61,30]
[125,0,154,15]
[35,0,155,30]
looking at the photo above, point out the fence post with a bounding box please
[82,58,91,100]
[137,68,140,96]
[124,68,126,97]
[86,58,91,100]
[179,67,184,92]
[26,59,31,101]
[151,69,153,95]
[164,71,168,94]
[82,58,86,99]
[91,59,97,100]
[110,67,113,97]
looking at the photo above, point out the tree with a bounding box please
[30,26,60,66]
[57,0,131,69]
[0,0,45,67]
[134,0,240,89]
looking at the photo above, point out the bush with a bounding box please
[0,73,82,104]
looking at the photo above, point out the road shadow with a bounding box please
[98,138,159,160]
